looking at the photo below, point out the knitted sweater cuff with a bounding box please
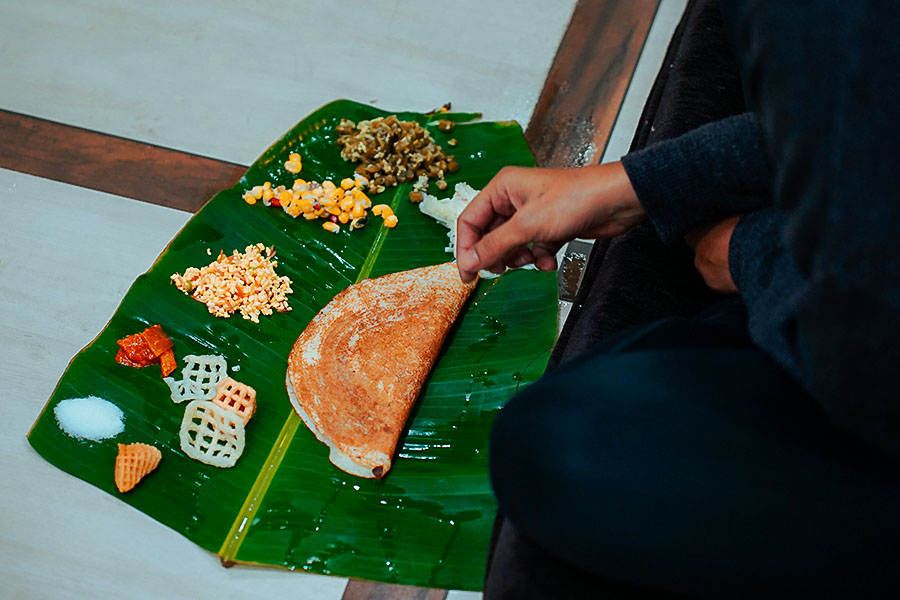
[621,112,771,245]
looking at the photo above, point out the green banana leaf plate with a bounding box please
[27,99,558,591]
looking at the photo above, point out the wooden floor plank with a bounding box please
[0,109,246,213]
[525,0,660,167]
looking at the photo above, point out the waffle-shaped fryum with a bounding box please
[163,377,204,404]
[179,399,245,468]
[114,442,162,492]
[163,354,228,403]
[181,354,227,398]
[211,377,256,424]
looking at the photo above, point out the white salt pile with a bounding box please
[54,396,125,441]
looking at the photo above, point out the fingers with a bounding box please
[457,174,520,281]
[507,247,535,268]
[457,216,533,273]
[456,167,566,281]
[459,239,560,282]
[531,243,559,272]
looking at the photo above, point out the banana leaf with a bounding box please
[27,99,558,591]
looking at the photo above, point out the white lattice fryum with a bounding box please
[163,377,204,404]
[181,354,227,397]
[163,354,228,403]
[179,399,245,468]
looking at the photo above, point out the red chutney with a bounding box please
[115,325,177,377]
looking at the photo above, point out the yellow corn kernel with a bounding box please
[340,178,355,190]
[315,208,326,217]
[383,214,399,228]
[261,182,274,202]
[339,197,355,211]
[243,191,258,205]
[322,180,336,191]
[327,205,342,216]
[286,205,302,217]
[285,153,303,173]
[298,199,314,212]
[338,211,350,224]
[372,204,393,216]
[351,204,366,219]
[353,174,369,188]
[322,221,340,233]
[245,185,265,201]
[303,212,319,220]
[292,179,308,191]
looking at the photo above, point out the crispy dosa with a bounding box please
[286,262,475,478]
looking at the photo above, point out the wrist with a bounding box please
[581,162,645,237]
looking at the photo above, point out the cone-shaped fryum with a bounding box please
[114,442,162,492]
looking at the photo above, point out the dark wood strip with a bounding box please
[525,0,661,168]
[0,109,246,213]
[341,580,447,600]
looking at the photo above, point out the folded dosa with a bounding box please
[286,262,475,478]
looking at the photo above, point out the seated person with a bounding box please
[461,0,900,597]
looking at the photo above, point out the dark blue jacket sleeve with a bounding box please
[727,208,804,376]
[621,112,771,245]
[622,107,900,459]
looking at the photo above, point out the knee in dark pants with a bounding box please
[489,352,643,571]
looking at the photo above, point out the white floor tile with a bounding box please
[447,590,484,600]
[0,169,347,600]
[2,0,576,164]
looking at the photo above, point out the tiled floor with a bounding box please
[0,169,347,600]
[1,0,575,164]
[1,1,685,598]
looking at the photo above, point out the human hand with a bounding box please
[455,162,645,282]
[684,216,740,294]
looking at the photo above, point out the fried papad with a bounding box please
[286,262,476,478]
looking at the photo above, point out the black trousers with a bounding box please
[488,300,900,598]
